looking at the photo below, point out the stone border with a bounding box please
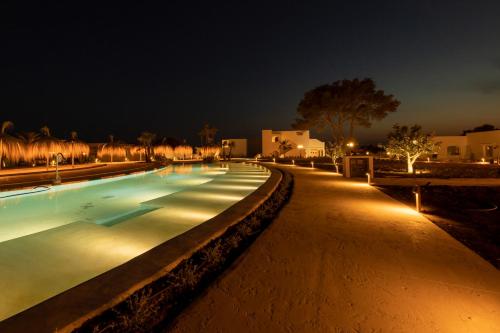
[0,164,282,333]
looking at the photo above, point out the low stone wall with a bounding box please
[375,159,500,178]
[0,164,292,333]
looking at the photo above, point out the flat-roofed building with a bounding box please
[432,129,500,162]
[262,129,325,158]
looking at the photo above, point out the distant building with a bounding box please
[432,129,500,161]
[222,138,247,157]
[261,129,325,158]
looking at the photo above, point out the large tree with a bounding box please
[386,124,437,174]
[137,131,157,162]
[462,124,498,135]
[293,78,400,149]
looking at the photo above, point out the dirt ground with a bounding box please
[378,185,500,268]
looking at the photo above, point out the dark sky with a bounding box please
[1,1,499,150]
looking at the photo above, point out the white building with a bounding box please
[222,138,247,157]
[262,129,325,158]
[432,130,500,162]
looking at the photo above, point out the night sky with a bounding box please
[1,1,499,152]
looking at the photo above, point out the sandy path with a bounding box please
[169,165,500,332]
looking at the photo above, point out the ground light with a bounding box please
[413,185,422,212]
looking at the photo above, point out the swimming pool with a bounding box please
[0,162,269,320]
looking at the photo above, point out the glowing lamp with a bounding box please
[297,144,304,149]
[311,161,314,168]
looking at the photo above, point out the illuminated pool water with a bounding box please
[0,162,269,320]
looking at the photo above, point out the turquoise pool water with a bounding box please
[0,164,225,242]
[0,162,270,320]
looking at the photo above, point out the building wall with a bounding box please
[466,130,500,161]
[261,129,325,157]
[222,138,247,157]
[432,130,500,161]
[432,136,468,160]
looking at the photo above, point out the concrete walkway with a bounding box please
[170,165,500,332]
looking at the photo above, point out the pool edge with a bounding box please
[0,163,280,333]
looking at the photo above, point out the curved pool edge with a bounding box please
[0,163,281,333]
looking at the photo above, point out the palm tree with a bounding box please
[0,121,25,170]
[222,140,235,160]
[278,140,293,157]
[198,124,218,146]
[137,131,157,162]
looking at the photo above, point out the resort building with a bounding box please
[261,129,325,158]
[221,138,248,157]
[432,129,500,162]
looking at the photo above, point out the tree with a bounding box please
[326,142,344,173]
[278,139,293,157]
[198,124,218,146]
[222,140,235,160]
[293,78,400,147]
[137,131,157,162]
[386,124,437,174]
[462,124,498,135]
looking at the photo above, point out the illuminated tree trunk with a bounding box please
[407,153,415,174]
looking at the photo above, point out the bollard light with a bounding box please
[366,172,371,185]
[413,185,422,212]
[273,158,276,163]
[311,161,314,168]
[292,160,295,165]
